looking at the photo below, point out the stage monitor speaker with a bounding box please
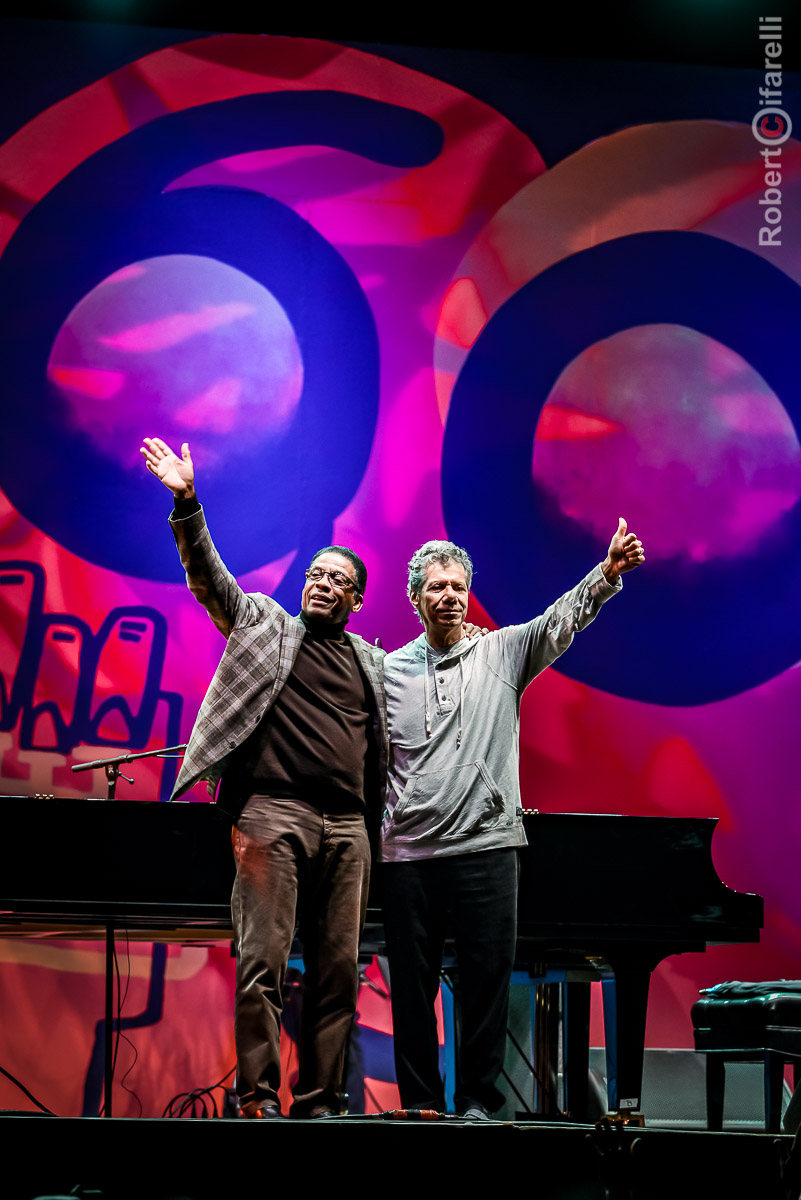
[589,1047,793,1130]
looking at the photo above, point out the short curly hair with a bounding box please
[310,545,367,595]
[407,540,473,598]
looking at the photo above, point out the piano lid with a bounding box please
[517,811,762,945]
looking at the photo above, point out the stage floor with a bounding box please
[2,1114,798,1200]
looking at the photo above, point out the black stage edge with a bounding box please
[2,1116,797,1200]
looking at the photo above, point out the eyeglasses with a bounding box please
[305,566,357,592]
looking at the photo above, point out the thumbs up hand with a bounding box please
[602,517,645,582]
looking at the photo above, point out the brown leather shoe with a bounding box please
[240,1101,285,1120]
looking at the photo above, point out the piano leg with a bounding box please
[531,980,591,1119]
[533,983,558,1115]
[602,958,657,1114]
[564,982,591,1122]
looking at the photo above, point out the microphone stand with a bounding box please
[68,743,187,1116]
[71,745,188,800]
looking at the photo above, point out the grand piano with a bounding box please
[0,798,762,1120]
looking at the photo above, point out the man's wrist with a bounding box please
[172,488,200,519]
[601,556,620,584]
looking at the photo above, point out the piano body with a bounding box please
[0,799,762,1119]
[516,812,762,1118]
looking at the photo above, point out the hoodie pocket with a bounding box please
[389,759,506,843]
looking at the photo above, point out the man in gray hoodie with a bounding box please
[381,519,644,1119]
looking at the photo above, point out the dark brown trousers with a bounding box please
[231,795,370,1117]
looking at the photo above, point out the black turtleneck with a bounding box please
[219,609,374,814]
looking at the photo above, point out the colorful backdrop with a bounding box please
[1,16,800,1117]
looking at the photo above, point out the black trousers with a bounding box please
[382,847,519,1113]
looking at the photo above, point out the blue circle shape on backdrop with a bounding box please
[0,91,443,586]
[442,230,801,705]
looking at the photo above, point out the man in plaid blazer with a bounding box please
[142,437,388,1120]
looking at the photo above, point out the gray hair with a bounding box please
[407,540,474,598]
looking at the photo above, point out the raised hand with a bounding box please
[603,518,645,581]
[140,437,195,499]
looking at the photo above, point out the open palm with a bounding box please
[141,437,194,497]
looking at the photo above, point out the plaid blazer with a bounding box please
[170,509,388,805]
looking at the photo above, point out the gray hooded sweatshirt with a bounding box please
[381,563,621,862]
